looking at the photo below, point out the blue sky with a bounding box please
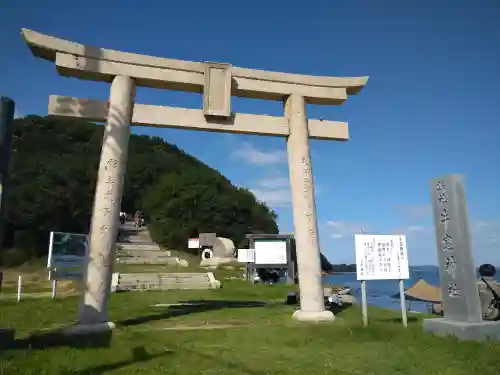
[1,0,499,265]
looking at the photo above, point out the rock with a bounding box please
[212,237,236,258]
[339,294,356,305]
[291,288,357,307]
[337,287,352,295]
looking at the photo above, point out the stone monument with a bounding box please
[424,174,500,341]
[21,28,368,330]
[200,236,237,267]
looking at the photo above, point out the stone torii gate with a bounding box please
[21,28,368,331]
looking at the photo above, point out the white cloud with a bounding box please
[249,175,325,209]
[326,220,367,240]
[392,220,499,243]
[391,225,431,236]
[324,214,500,264]
[231,142,286,165]
[254,177,289,190]
[472,220,500,245]
[397,204,432,221]
[407,225,426,232]
[250,177,290,208]
[251,187,291,208]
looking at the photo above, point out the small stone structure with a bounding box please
[21,28,367,329]
[424,174,500,341]
[200,236,237,267]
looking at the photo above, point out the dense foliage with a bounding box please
[143,170,278,252]
[1,115,278,265]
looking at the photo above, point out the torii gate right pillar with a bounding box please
[285,94,334,322]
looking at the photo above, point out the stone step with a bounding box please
[116,252,173,259]
[119,272,208,279]
[115,272,218,291]
[118,281,210,289]
[117,244,163,251]
[119,230,153,235]
[118,276,211,284]
[119,278,210,284]
[118,277,210,285]
[118,283,211,291]
[119,232,154,238]
[116,257,179,265]
[117,247,164,254]
[118,238,155,244]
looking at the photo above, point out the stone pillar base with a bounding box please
[61,321,116,335]
[423,318,500,341]
[292,309,335,323]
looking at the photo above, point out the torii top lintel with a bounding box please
[20,28,368,106]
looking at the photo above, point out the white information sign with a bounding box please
[354,234,409,281]
[254,240,288,265]
[237,248,255,263]
[188,238,200,249]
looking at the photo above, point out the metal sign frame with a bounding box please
[245,234,296,284]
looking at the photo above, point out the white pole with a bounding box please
[399,279,408,328]
[17,275,22,302]
[52,279,57,300]
[47,231,55,268]
[361,280,368,327]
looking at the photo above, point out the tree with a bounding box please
[143,168,278,251]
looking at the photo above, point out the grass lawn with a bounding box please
[1,259,60,295]
[1,280,500,375]
[1,254,244,297]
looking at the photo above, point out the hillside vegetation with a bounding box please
[1,115,278,266]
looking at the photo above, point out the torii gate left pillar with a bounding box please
[21,28,368,331]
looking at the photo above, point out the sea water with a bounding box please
[323,266,499,313]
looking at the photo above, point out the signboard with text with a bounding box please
[254,239,288,265]
[47,231,88,281]
[49,268,85,281]
[237,248,255,263]
[188,238,200,249]
[354,234,410,281]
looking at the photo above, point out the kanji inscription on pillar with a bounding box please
[430,174,482,323]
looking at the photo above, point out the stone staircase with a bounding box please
[116,223,181,265]
[115,272,220,292]
[112,222,220,292]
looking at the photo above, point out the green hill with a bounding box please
[2,115,278,266]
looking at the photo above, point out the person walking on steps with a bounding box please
[134,210,142,231]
